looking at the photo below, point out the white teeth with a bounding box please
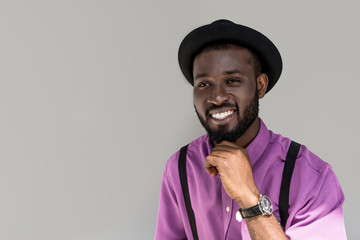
[211,110,234,120]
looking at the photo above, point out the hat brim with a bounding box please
[178,20,282,93]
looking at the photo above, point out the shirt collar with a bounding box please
[245,118,270,167]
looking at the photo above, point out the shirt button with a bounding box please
[226,206,230,212]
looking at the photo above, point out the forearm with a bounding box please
[234,188,287,239]
[245,214,288,240]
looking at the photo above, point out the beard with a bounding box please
[195,91,259,145]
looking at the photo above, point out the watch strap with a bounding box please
[240,204,263,218]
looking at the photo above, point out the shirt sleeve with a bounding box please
[285,164,347,240]
[155,157,187,240]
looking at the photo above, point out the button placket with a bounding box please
[221,186,233,239]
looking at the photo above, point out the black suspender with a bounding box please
[179,144,199,240]
[279,141,301,227]
[178,141,301,239]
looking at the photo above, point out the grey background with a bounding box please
[0,0,358,239]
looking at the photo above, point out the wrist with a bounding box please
[238,194,273,219]
[235,191,260,209]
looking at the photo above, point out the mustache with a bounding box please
[205,103,238,115]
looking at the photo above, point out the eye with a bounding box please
[197,82,211,88]
[226,78,242,85]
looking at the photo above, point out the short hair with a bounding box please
[198,43,263,78]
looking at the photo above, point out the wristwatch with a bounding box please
[238,194,273,219]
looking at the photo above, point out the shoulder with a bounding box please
[267,129,341,199]
[286,144,345,231]
[268,130,329,172]
[293,145,343,201]
[267,130,344,216]
[269,131,344,209]
[293,144,341,201]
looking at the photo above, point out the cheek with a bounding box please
[193,90,203,104]
[193,91,207,114]
[232,90,255,109]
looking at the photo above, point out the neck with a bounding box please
[234,117,260,148]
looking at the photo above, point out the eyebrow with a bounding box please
[194,69,242,80]
[224,69,241,75]
[194,73,208,80]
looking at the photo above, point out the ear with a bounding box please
[256,73,269,99]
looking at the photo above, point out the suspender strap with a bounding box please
[178,144,199,240]
[279,141,301,228]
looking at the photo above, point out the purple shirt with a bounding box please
[155,119,346,239]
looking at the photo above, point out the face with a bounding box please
[193,46,261,144]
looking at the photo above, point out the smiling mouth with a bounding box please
[210,110,235,120]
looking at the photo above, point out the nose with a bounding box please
[207,85,230,106]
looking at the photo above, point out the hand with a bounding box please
[204,141,259,208]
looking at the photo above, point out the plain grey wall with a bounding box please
[0,0,358,239]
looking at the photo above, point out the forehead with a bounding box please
[193,46,254,76]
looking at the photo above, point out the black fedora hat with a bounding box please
[178,19,282,93]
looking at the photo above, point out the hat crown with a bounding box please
[211,19,234,25]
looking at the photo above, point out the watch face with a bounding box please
[260,195,273,215]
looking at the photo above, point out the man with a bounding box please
[155,20,346,239]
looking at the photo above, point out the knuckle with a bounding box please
[234,149,243,157]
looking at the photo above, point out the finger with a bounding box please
[212,146,235,154]
[211,167,218,177]
[212,146,233,153]
[204,157,219,177]
[216,140,239,147]
[205,166,218,177]
[204,155,217,168]
[205,155,227,167]
[213,143,241,152]
[204,156,221,171]
[213,145,247,157]
[209,151,232,160]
